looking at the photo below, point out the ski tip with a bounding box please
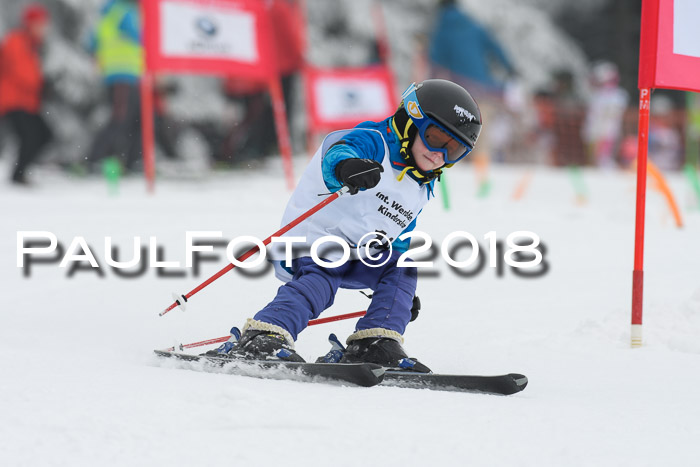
[508,373,528,391]
[359,363,385,386]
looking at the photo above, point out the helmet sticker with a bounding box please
[407,100,423,120]
[453,104,475,122]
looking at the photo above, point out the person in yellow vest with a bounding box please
[87,0,144,172]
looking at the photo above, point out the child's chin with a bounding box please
[418,161,439,172]
[415,158,433,172]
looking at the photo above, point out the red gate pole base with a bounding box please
[631,269,644,348]
[631,324,643,348]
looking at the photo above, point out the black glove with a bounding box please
[410,295,421,322]
[361,292,420,322]
[335,158,384,195]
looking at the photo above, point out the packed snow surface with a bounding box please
[2,160,700,466]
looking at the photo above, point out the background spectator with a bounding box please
[582,61,628,168]
[426,0,517,186]
[551,70,586,167]
[87,0,143,172]
[0,3,52,185]
[648,95,682,171]
[428,0,514,97]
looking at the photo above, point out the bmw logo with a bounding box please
[195,17,218,38]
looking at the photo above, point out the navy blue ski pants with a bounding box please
[254,251,417,340]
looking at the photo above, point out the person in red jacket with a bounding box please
[0,4,52,185]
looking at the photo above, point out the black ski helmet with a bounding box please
[393,79,482,177]
[410,79,482,150]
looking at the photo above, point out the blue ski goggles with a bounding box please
[402,83,473,164]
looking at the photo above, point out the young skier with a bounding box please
[217,79,482,370]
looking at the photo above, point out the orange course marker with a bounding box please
[646,160,683,228]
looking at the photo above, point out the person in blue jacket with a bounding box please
[429,0,514,94]
[216,80,482,371]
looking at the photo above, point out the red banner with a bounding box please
[142,0,274,78]
[140,0,295,190]
[639,0,700,92]
[305,66,396,132]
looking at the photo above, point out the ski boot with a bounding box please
[319,329,431,373]
[204,319,305,363]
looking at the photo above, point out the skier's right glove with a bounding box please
[335,158,384,195]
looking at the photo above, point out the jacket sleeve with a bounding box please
[321,128,386,191]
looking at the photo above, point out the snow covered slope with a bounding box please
[2,160,700,466]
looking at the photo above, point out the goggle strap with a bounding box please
[391,117,414,161]
[390,116,441,185]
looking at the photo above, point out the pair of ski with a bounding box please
[154,349,528,395]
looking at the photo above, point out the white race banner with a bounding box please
[673,0,700,58]
[315,77,393,122]
[160,1,258,62]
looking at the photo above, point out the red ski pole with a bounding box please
[308,310,366,326]
[159,186,351,316]
[163,310,368,351]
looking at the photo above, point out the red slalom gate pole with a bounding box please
[163,310,367,351]
[141,72,156,193]
[159,186,350,316]
[631,88,651,348]
[268,77,296,191]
